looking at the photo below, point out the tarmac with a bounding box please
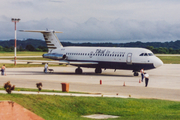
[0,62,180,101]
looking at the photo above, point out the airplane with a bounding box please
[20,30,163,76]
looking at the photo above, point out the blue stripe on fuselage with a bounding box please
[68,60,155,71]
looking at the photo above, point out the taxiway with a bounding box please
[0,64,179,101]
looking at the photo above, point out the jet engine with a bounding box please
[43,53,66,60]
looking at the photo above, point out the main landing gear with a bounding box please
[75,66,82,74]
[95,67,102,74]
[133,71,139,76]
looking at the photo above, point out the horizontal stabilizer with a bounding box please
[20,29,63,52]
[19,30,63,33]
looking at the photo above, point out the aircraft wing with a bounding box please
[69,61,98,65]
[13,60,98,65]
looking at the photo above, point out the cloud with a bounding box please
[49,0,65,3]
[7,17,180,43]
[11,1,33,7]
[1,1,180,42]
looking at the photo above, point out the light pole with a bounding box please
[11,18,20,65]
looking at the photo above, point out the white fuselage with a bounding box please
[21,30,163,75]
[51,46,163,71]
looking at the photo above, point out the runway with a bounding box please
[0,64,180,101]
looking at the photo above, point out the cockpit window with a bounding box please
[148,53,154,56]
[140,53,154,56]
[144,53,148,56]
[140,53,144,56]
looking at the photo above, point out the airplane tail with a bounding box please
[20,30,63,53]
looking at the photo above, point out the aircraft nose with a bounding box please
[153,57,163,68]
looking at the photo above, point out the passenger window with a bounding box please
[140,53,144,56]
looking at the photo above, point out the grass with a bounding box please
[0,57,52,60]
[0,63,63,68]
[0,87,87,94]
[157,56,180,64]
[0,87,63,93]
[0,51,45,56]
[0,94,180,120]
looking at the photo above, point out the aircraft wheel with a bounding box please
[75,68,82,74]
[95,68,102,73]
[133,72,139,76]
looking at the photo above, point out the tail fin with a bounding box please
[20,30,63,53]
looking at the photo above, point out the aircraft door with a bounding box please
[126,53,132,64]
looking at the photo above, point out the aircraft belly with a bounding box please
[68,59,155,70]
[98,62,155,70]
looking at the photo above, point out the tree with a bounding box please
[0,46,3,51]
[37,46,48,52]
[18,46,25,51]
[25,44,35,51]
[157,47,168,54]
[35,48,42,52]
[169,48,175,54]
[146,46,154,51]
[3,46,13,52]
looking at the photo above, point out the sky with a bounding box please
[1,0,180,43]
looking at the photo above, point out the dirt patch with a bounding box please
[0,101,44,120]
